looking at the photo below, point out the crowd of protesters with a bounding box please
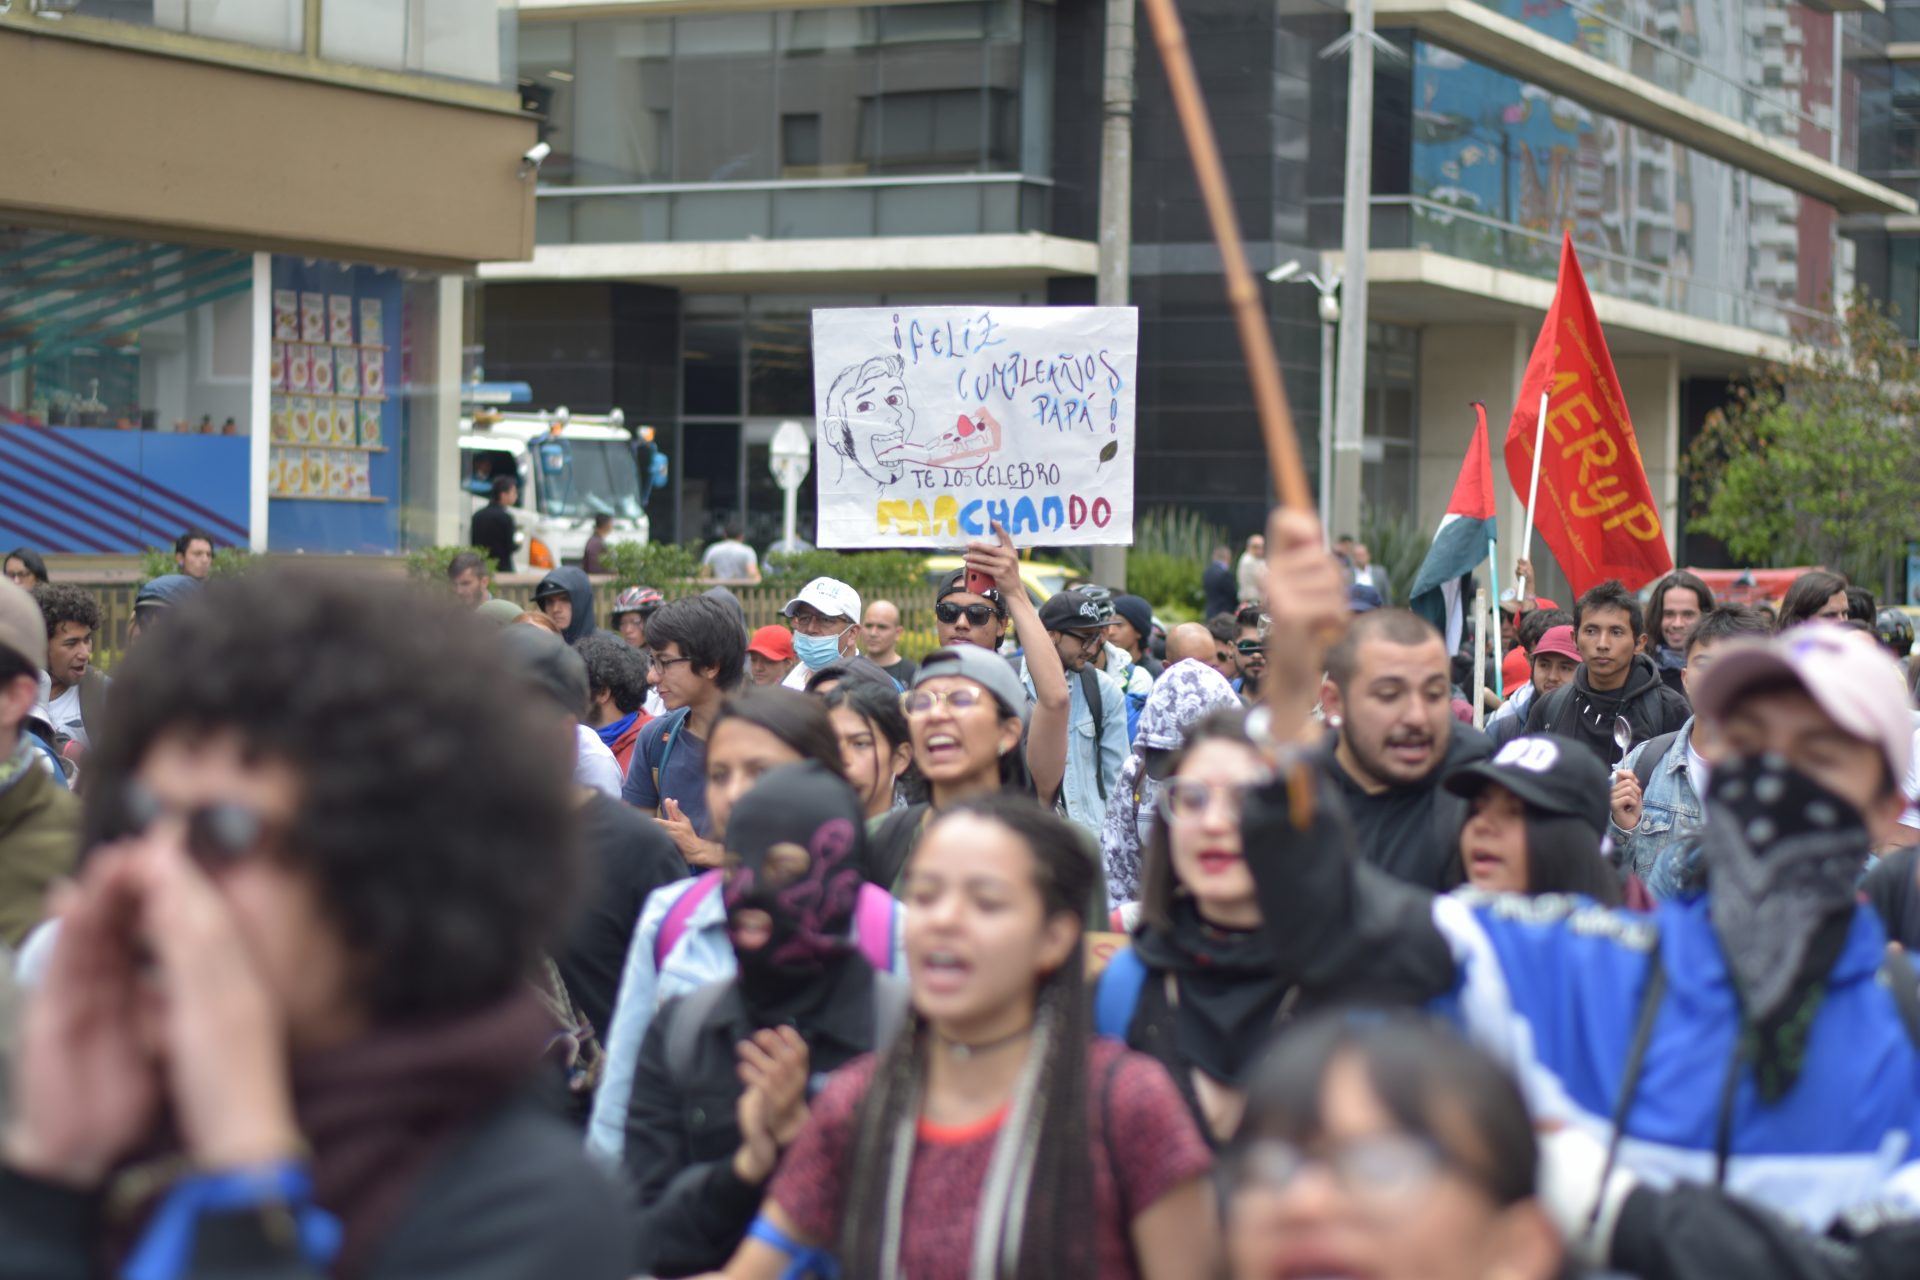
[0,514,1918,1280]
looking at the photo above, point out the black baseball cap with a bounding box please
[1038,589,1110,634]
[936,568,1003,610]
[1443,735,1609,836]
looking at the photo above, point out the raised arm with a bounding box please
[968,524,1068,806]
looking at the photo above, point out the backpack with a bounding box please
[1632,730,1682,791]
[647,706,692,801]
[1093,946,1148,1040]
[652,869,899,972]
[664,968,911,1083]
[1081,665,1108,801]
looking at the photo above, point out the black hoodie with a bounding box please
[536,566,600,646]
[1524,650,1691,766]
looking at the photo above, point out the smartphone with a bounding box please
[966,566,995,596]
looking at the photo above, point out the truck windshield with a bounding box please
[533,438,644,520]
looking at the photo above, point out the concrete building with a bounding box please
[480,0,1908,592]
[0,0,537,558]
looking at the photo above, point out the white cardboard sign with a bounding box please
[811,306,1138,548]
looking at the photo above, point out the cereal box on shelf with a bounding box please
[361,349,384,396]
[303,450,328,496]
[312,401,333,445]
[349,454,372,498]
[273,291,298,341]
[359,298,383,346]
[329,295,354,345]
[270,400,290,442]
[358,404,382,448]
[311,346,333,394]
[327,451,351,498]
[291,398,313,443]
[267,451,285,496]
[300,293,326,344]
[336,346,359,396]
[270,342,286,392]
[287,344,310,393]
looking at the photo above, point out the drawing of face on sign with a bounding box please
[825,354,919,486]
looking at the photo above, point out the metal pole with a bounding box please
[1093,0,1135,590]
[1330,0,1375,541]
[1318,316,1335,528]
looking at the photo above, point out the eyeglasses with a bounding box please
[4,568,33,586]
[654,654,694,672]
[113,781,280,871]
[903,687,992,716]
[1158,778,1255,822]
[1226,1135,1491,1212]
[788,611,854,637]
[1236,640,1265,657]
[936,602,1000,626]
[1058,630,1104,652]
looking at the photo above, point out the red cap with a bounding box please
[747,625,795,661]
[1532,624,1581,663]
[1501,645,1532,691]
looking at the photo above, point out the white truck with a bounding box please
[459,406,655,570]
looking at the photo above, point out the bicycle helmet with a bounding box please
[612,586,665,619]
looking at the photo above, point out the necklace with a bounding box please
[937,1024,1033,1061]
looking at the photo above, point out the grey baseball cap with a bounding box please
[912,645,1030,726]
[0,581,45,674]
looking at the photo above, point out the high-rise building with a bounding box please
[482,0,1907,581]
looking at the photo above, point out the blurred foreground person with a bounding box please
[1221,1013,1561,1280]
[0,582,77,945]
[0,569,630,1278]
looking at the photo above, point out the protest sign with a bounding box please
[811,306,1137,548]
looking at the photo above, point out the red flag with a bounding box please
[1504,234,1672,596]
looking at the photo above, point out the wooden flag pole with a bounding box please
[1139,0,1314,512]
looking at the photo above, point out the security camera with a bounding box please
[519,141,552,177]
[1266,260,1301,284]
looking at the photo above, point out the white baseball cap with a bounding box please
[1692,624,1912,784]
[782,577,862,624]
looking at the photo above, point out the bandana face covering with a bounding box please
[1704,753,1867,1078]
[722,762,868,1009]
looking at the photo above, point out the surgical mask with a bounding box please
[793,629,848,671]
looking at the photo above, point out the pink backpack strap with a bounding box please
[655,871,723,968]
[853,882,896,971]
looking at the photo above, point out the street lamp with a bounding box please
[769,419,812,554]
[1268,261,1342,527]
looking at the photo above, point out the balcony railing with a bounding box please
[533,173,1053,245]
[1353,194,1834,340]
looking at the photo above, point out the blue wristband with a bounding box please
[123,1160,341,1280]
[746,1214,840,1280]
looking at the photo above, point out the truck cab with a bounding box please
[459,406,654,570]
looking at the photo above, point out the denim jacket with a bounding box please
[1023,657,1128,836]
[1609,718,1703,897]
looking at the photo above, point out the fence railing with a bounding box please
[69,574,945,669]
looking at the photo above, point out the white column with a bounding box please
[248,252,272,553]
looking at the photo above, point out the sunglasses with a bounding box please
[113,781,280,870]
[903,687,992,716]
[1058,629,1105,652]
[1236,640,1265,656]
[936,602,1000,626]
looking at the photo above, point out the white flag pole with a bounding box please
[1472,586,1488,729]
[1487,536,1504,701]
[1516,388,1548,600]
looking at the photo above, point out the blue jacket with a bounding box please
[1433,889,1920,1232]
[1611,718,1704,895]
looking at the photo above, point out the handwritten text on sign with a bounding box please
[811,306,1137,548]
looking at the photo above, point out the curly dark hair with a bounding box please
[1572,579,1643,639]
[81,568,579,1024]
[574,634,650,715]
[31,583,100,637]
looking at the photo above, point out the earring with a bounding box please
[1326,713,1342,730]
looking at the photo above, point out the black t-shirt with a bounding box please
[558,792,689,1035]
[470,502,516,573]
[1864,847,1920,951]
[875,655,918,686]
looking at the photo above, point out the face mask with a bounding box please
[793,629,846,672]
[1704,752,1867,1026]
[722,762,870,1011]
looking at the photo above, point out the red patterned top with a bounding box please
[770,1039,1211,1279]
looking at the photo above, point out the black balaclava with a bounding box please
[722,762,872,1036]
[1703,752,1868,1101]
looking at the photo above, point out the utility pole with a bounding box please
[1092,0,1134,593]
[1330,0,1375,543]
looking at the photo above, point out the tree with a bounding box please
[1686,294,1920,587]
